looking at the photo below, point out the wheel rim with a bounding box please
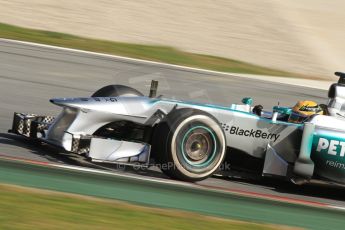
[180,126,217,167]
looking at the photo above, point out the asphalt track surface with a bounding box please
[1,39,345,210]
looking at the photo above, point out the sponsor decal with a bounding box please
[325,160,345,170]
[92,98,118,102]
[224,126,280,142]
[313,137,345,174]
[316,138,345,157]
[77,98,118,102]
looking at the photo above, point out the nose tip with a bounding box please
[50,98,67,106]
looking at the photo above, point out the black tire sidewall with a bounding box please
[91,85,143,97]
[153,108,226,181]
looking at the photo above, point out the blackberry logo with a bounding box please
[226,126,280,142]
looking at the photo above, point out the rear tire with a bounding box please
[152,108,226,181]
[92,85,143,97]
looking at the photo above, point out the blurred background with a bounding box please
[1,1,345,229]
[1,0,344,80]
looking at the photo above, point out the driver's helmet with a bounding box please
[288,100,323,123]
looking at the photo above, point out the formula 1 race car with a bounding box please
[8,72,345,185]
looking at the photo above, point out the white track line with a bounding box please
[330,206,345,211]
[44,162,345,211]
[2,155,345,211]
[31,161,345,211]
[52,162,194,187]
[0,38,332,90]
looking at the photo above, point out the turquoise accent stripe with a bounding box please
[150,98,302,127]
[149,98,257,116]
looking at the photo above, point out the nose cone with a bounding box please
[50,96,151,116]
[50,97,99,108]
[50,97,124,113]
[50,98,66,106]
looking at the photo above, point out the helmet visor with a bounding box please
[289,111,308,123]
[299,104,322,113]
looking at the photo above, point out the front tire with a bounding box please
[152,108,226,181]
[92,85,143,97]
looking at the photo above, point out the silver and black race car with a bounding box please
[9,72,345,184]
